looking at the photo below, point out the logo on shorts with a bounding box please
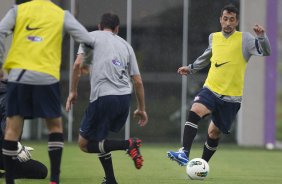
[194,96,200,101]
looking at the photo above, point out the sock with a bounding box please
[202,136,219,162]
[182,111,201,157]
[2,140,18,184]
[87,139,129,153]
[98,152,117,183]
[48,133,64,184]
[103,139,129,152]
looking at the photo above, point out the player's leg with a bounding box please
[201,121,220,162]
[79,137,141,184]
[98,152,117,184]
[167,103,209,166]
[78,97,120,184]
[2,82,27,184]
[183,103,210,154]
[13,159,48,179]
[78,135,119,184]
[96,95,143,170]
[168,88,214,166]
[79,136,118,183]
[46,117,64,184]
[201,100,240,162]
[33,82,63,184]
[2,116,24,184]
[79,95,141,183]
[82,136,143,168]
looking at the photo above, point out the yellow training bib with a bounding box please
[204,31,247,96]
[4,0,64,80]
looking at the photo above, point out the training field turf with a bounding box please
[5,142,282,184]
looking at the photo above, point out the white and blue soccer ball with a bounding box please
[186,158,209,180]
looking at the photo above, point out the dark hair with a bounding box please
[100,13,120,31]
[221,4,239,19]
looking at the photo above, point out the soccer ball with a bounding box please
[186,158,209,180]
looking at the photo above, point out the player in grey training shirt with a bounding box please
[66,13,148,184]
[76,29,140,103]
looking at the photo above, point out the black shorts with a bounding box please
[193,88,241,134]
[80,94,131,141]
[6,82,61,119]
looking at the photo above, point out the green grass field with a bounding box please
[3,142,282,184]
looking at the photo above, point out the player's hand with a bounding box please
[66,92,78,112]
[177,66,190,75]
[17,142,32,162]
[253,24,265,37]
[133,109,148,127]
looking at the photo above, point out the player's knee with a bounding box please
[46,118,63,133]
[191,103,211,117]
[208,129,220,139]
[78,135,89,152]
[78,140,88,152]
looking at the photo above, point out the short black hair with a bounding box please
[100,13,120,31]
[221,4,239,19]
[15,0,30,5]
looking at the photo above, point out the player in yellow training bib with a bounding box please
[167,4,271,167]
[0,1,94,184]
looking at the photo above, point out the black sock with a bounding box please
[103,139,129,152]
[202,136,219,162]
[86,140,100,153]
[182,111,201,157]
[48,133,64,184]
[2,140,18,184]
[87,139,129,153]
[98,153,117,183]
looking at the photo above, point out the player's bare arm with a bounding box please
[66,54,84,112]
[132,75,148,127]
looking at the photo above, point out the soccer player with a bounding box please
[0,0,94,184]
[0,79,48,180]
[167,4,271,166]
[65,13,148,184]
